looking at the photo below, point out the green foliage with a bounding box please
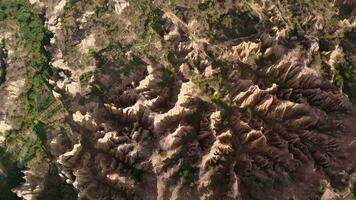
[0,44,5,85]
[0,63,4,85]
[63,135,73,149]
[166,49,175,63]
[265,73,277,84]
[91,83,106,95]
[159,67,174,87]
[131,168,144,183]
[162,67,173,77]
[0,1,56,197]
[350,183,356,200]
[129,0,153,16]
[0,0,52,76]
[80,72,94,82]
[32,122,47,145]
[92,50,109,67]
[209,29,217,41]
[60,184,77,200]
[265,73,286,90]
[208,176,216,190]
[131,56,142,66]
[209,92,222,104]
[216,75,224,88]
[199,0,216,11]
[101,43,109,50]
[0,165,24,200]
[315,185,325,198]
[143,11,158,41]
[179,168,195,183]
[0,147,11,164]
[46,183,77,200]
[334,61,355,86]
[22,74,55,125]
[40,166,78,200]
[0,0,55,126]
[334,174,349,193]
[321,61,332,80]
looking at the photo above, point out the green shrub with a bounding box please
[32,122,47,145]
[199,0,216,11]
[179,168,195,183]
[143,12,157,41]
[63,135,73,149]
[334,62,355,86]
[80,72,94,82]
[166,49,175,63]
[159,68,174,87]
[131,56,142,66]
[209,92,222,104]
[265,73,287,90]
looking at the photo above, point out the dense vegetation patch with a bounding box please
[0,0,70,198]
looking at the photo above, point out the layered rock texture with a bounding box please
[0,0,355,200]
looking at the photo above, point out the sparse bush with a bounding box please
[166,49,175,63]
[199,0,216,11]
[143,11,158,41]
[80,72,94,83]
[209,92,222,104]
[179,168,195,183]
[131,56,142,66]
[334,61,356,86]
[63,135,73,149]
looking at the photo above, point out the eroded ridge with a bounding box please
[8,0,354,199]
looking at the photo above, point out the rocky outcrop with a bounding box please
[13,0,355,199]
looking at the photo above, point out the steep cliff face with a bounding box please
[1,0,355,200]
